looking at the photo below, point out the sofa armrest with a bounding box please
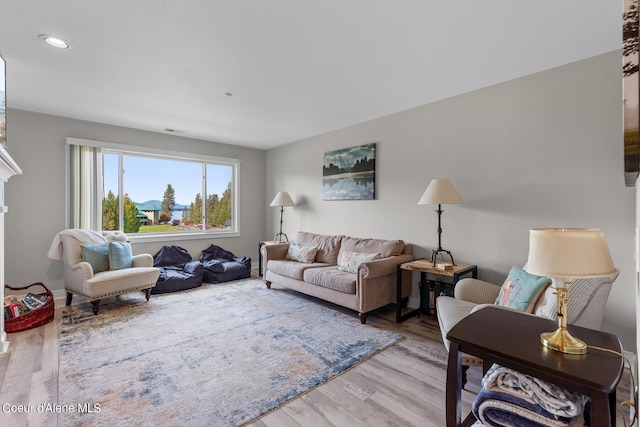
[359,254,415,280]
[132,253,153,268]
[454,278,501,305]
[262,243,290,271]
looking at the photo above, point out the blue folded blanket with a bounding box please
[482,364,588,419]
[472,388,576,427]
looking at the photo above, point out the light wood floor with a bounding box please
[0,293,634,427]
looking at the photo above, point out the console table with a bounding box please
[396,259,477,322]
[446,306,624,427]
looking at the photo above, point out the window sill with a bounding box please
[128,230,240,244]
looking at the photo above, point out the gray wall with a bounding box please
[265,51,637,351]
[4,110,265,299]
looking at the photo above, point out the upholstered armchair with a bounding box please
[48,229,160,314]
[436,267,618,375]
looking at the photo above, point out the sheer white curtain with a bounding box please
[69,144,102,229]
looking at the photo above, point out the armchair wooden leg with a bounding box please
[91,300,101,315]
[66,292,73,306]
[144,288,152,301]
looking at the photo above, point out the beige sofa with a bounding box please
[263,231,415,323]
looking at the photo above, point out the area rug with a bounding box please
[58,278,403,426]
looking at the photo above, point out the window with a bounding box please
[66,138,239,241]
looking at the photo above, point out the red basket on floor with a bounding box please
[4,283,54,333]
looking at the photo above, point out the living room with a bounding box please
[0,1,637,426]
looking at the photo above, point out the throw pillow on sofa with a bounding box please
[286,243,319,263]
[494,266,550,313]
[338,250,380,273]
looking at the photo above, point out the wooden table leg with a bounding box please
[446,341,462,426]
[608,390,616,427]
[590,391,612,427]
[396,264,402,323]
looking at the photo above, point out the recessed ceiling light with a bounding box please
[38,34,70,49]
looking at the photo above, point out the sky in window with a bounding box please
[103,154,231,206]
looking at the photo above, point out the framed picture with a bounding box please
[323,143,375,200]
[624,0,639,186]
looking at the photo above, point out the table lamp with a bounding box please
[525,228,616,354]
[418,178,464,266]
[270,191,295,242]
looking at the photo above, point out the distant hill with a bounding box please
[138,199,187,211]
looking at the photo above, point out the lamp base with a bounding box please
[274,232,289,243]
[540,327,587,355]
[430,248,456,267]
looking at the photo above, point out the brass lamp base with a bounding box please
[539,283,587,355]
[540,327,587,355]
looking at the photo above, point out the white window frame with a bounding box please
[65,137,241,244]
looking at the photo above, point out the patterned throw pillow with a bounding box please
[495,266,551,313]
[338,250,380,273]
[286,243,319,263]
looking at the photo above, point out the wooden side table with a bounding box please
[396,259,477,322]
[258,240,288,277]
[446,306,624,427]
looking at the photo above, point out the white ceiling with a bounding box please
[0,1,622,150]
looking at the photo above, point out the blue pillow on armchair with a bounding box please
[109,241,133,270]
[495,266,550,313]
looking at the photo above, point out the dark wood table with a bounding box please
[446,306,624,427]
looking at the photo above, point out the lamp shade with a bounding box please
[418,178,464,205]
[270,191,295,207]
[526,228,616,279]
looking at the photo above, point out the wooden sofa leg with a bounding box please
[358,312,368,324]
[265,281,271,289]
[66,292,73,306]
[144,288,152,301]
[91,300,101,315]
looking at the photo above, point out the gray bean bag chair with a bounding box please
[200,244,251,283]
[151,245,204,294]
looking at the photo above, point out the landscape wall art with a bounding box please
[322,143,376,200]
[624,0,639,186]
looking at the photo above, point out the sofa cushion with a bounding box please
[340,236,404,258]
[286,243,319,263]
[295,232,343,265]
[303,266,357,294]
[267,259,329,281]
[494,266,550,313]
[337,249,380,273]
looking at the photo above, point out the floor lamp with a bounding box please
[418,178,464,266]
[270,191,295,242]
